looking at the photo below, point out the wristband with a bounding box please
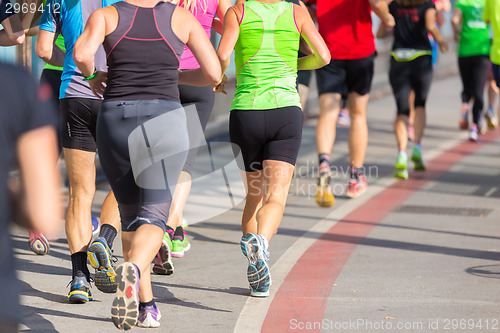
[83,68,97,81]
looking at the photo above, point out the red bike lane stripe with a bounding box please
[262,131,499,332]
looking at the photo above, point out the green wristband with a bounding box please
[83,68,97,81]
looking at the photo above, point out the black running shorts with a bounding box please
[229,106,303,172]
[316,52,376,96]
[60,98,101,152]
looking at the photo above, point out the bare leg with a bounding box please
[122,225,163,303]
[413,106,426,144]
[100,190,121,232]
[347,92,370,168]
[316,93,342,155]
[394,115,409,152]
[166,171,192,230]
[242,170,264,235]
[63,148,95,254]
[255,160,294,241]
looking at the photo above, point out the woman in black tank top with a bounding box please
[73,0,221,329]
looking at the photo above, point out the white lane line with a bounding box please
[485,187,497,197]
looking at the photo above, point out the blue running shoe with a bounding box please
[240,233,271,297]
[88,237,117,293]
[92,217,100,238]
[67,275,92,303]
[112,263,140,330]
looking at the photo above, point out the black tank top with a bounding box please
[103,1,185,101]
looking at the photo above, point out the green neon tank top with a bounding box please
[42,0,65,71]
[230,0,301,111]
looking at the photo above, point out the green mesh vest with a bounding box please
[230,0,301,111]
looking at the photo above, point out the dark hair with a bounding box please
[395,0,430,6]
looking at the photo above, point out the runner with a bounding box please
[153,0,231,276]
[73,0,220,327]
[0,59,62,333]
[378,0,448,179]
[37,0,122,302]
[452,0,491,141]
[484,0,500,91]
[215,0,330,297]
[304,0,395,206]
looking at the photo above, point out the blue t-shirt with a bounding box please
[39,0,122,99]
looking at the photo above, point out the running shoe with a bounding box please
[459,103,469,130]
[152,233,174,275]
[337,109,351,126]
[171,231,191,258]
[91,217,100,238]
[411,146,426,171]
[137,304,161,328]
[240,233,271,297]
[87,237,117,293]
[469,125,480,143]
[112,263,140,330]
[315,169,334,207]
[407,125,415,142]
[28,229,50,255]
[394,153,409,180]
[67,275,93,303]
[485,107,498,129]
[345,174,367,198]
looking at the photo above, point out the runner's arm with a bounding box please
[35,29,65,67]
[0,14,25,46]
[451,8,462,42]
[216,6,240,77]
[177,7,221,86]
[295,5,330,70]
[369,0,395,28]
[73,9,107,78]
[212,0,232,35]
[425,8,448,53]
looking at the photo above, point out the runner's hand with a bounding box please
[439,41,449,53]
[212,74,228,95]
[89,71,107,99]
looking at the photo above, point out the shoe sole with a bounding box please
[68,290,92,303]
[152,242,174,275]
[240,233,271,297]
[315,173,334,207]
[112,263,139,330]
[29,236,50,255]
[171,242,191,258]
[485,114,497,129]
[345,187,367,198]
[394,169,409,180]
[88,241,117,293]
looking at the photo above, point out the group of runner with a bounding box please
[2,0,500,331]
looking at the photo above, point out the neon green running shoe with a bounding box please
[411,146,426,171]
[172,231,190,258]
[394,153,409,180]
[152,232,174,275]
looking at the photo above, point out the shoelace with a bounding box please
[66,276,94,288]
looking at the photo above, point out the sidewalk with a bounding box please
[12,54,500,332]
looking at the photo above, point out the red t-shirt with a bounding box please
[305,0,376,60]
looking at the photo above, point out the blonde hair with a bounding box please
[395,0,430,6]
[169,0,208,14]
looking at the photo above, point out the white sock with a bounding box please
[398,151,407,159]
[258,234,269,251]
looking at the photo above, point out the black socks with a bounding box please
[71,251,90,280]
[139,300,156,311]
[99,224,117,249]
[174,226,184,240]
